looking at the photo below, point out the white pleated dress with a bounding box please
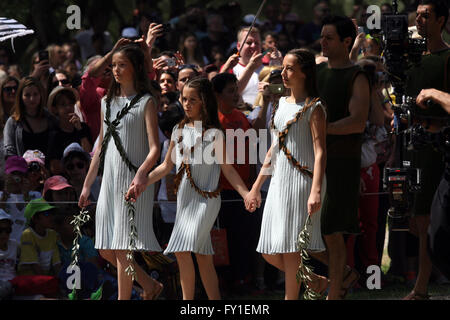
[95,94,162,252]
[164,124,221,255]
[257,97,326,254]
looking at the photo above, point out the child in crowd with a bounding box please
[22,149,49,193]
[0,156,41,243]
[126,77,254,300]
[0,210,17,299]
[18,198,60,276]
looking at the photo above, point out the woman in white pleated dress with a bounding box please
[245,49,328,300]
[126,77,252,300]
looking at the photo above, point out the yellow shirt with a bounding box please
[18,228,61,275]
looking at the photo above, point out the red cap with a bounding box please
[43,175,73,197]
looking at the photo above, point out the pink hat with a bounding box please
[43,175,73,197]
[22,149,46,166]
[5,156,28,174]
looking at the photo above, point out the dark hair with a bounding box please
[54,90,77,107]
[322,15,356,51]
[180,77,222,130]
[160,70,177,82]
[420,0,449,30]
[11,76,46,122]
[106,45,158,104]
[162,91,178,104]
[158,107,184,135]
[158,51,176,59]
[0,76,19,125]
[210,73,238,94]
[179,32,206,67]
[286,48,320,98]
[204,64,218,75]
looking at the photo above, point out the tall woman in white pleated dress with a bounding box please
[245,49,328,300]
[79,42,163,300]
[126,77,252,300]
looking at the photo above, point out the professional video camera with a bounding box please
[373,0,427,230]
[376,0,450,230]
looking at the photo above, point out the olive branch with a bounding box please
[296,215,323,300]
[69,207,91,300]
[124,195,138,282]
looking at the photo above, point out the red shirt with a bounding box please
[79,72,107,141]
[218,109,252,190]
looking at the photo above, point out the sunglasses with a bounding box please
[53,79,71,87]
[3,86,18,93]
[66,162,85,171]
[0,226,12,234]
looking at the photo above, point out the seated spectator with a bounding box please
[53,212,101,299]
[62,143,99,202]
[47,44,66,70]
[0,209,17,300]
[23,149,49,193]
[261,32,279,65]
[43,175,78,216]
[0,76,19,125]
[18,198,60,277]
[61,60,81,85]
[29,51,53,95]
[160,91,179,112]
[0,156,41,243]
[159,70,177,95]
[3,76,58,158]
[204,64,219,81]
[178,32,209,68]
[47,86,92,175]
[280,13,303,49]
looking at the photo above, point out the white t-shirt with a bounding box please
[0,192,41,243]
[0,239,19,281]
[232,63,263,106]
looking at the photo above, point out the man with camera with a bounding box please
[402,0,449,300]
[415,88,450,281]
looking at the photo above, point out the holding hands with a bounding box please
[244,186,261,213]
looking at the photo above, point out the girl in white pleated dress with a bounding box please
[126,77,252,300]
[79,43,163,300]
[245,49,328,300]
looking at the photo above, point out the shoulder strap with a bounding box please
[99,94,144,174]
